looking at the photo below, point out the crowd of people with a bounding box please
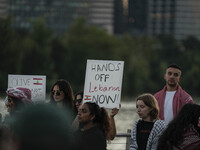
[0,63,200,150]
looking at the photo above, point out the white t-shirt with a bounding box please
[164,91,176,124]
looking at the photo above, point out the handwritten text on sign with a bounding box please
[83,60,124,108]
[8,75,46,102]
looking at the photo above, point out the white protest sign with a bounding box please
[8,74,46,102]
[83,60,124,108]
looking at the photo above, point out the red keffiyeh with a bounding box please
[5,87,32,104]
[154,85,193,120]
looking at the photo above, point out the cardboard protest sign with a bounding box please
[8,74,46,102]
[83,60,124,108]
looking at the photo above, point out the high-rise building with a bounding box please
[0,0,8,18]
[114,0,124,34]
[88,0,114,34]
[8,0,90,34]
[128,0,148,35]
[127,0,200,40]
[6,0,114,35]
[147,0,177,37]
[174,0,200,40]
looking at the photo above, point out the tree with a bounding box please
[21,18,56,89]
[0,17,20,91]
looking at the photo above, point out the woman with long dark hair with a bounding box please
[157,103,200,150]
[50,79,75,118]
[72,91,119,140]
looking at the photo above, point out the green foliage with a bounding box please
[0,17,200,98]
[0,17,23,89]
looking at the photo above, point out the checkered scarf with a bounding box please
[5,87,32,104]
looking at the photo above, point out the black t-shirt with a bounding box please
[73,126,107,150]
[136,120,154,150]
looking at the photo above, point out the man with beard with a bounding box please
[154,64,193,124]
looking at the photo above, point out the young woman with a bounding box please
[130,93,166,150]
[74,90,83,114]
[50,79,74,110]
[72,90,119,140]
[73,102,111,150]
[157,103,200,150]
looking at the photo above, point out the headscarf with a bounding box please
[5,87,32,104]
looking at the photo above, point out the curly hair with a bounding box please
[157,103,200,150]
[84,102,111,139]
[50,79,74,109]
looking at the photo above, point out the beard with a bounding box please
[167,80,177,87]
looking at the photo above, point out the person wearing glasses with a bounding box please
[50,79,75,119]
[74,91,84,114]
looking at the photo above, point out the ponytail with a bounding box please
[97,107,111,139]
[85,102,111,139]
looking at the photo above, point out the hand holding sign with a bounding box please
[83,60,124,108]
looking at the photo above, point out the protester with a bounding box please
[72,90,119,140]
[108,105,120,140]
[50,79,75,119]
[5,87,32,115]
[154,64,193,124]
[5,104,72,150]
[130,93,166,150]
[157,103,200,150]
[74,90,84,114]
[73,102,111,150]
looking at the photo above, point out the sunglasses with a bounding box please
[51,90,62,96]
[74,99,82,104]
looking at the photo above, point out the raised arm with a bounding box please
[108,105,120,140]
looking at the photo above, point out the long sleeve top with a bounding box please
[130,119,166,150]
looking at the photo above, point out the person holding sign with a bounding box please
[109,106,119,140]
[72,90,119,140]
[73,102,111,150]
[74,90,84,114]
[50,79,75,118]
[130,93,166,150]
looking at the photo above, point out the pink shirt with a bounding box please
[154,85,193,120]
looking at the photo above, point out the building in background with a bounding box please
[1,0,200,39]
[88,0,114,34]
[5,0,114,35]
[113,0,124,34]
[173,0,200,40]
[8,0,89,34]
[0,0,8,18]
[125,0,200,40]
[128,0,148,35]
[147,0,176,37]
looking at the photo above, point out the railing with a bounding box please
[107,129,131,150]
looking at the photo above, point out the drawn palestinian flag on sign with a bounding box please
[33,78,43,85]
[84,95,91,100]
